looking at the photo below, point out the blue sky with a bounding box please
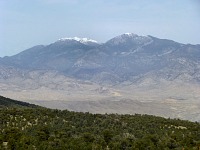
[0,0,200,57]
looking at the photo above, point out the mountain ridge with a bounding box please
[2,33,199,83]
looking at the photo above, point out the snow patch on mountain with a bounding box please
[58,37,98,44]
[107,33,153,46]
[124,33,138,36]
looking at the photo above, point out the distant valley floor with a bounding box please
[1,79,200,122]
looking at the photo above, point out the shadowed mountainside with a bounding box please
[0,95,39,108]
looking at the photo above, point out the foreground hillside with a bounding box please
[1,97,200,149]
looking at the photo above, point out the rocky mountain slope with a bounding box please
[0,33,200,121]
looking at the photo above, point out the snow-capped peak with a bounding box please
[123,33,138,37]
[107,33,152,46]
[124,33,134,35]
[111,33,138,41]
[58,37,98,44]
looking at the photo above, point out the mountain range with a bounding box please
[0,33,200,122]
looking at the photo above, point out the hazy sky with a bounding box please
[0,0,200,57]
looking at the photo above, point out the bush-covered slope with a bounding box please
[0,95,39,108]
[1,106,200,149]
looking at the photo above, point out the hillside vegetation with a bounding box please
[0,96,200,149]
